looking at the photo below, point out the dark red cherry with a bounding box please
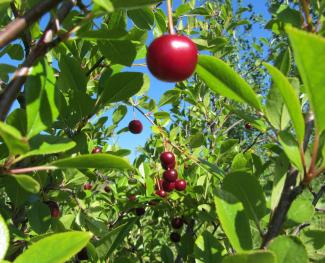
[170,232,181,242]
[128,195,136,201]
[155,189,167,198]
[245,123,252,130]
[160,152,176,169]
[171,217,184,229]
[175,179,186,191]
[135,207,145,216]
[128,120,143,134]
[163,169,178,182]
[162,180,175,192]
[92,147,102,154]
[146,35,198,82]
[104,185,110,193]
[83,182,92,190]
[46,201,60,218]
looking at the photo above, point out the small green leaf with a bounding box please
[196,55,262,111]
[112,105,128,124]
[214,189,252,252]
[51,154,132,170]
[11,174,40,193]
[25,59,59,139]
[222,251,276,263]
[110,0,161,10]
[160,245,174,263]
[286,26,325,134]
[27,202,51,234]
[128,7,154,30]
[268,236,308,263]
[0,214,9,261]
[93,0,114,12]
[274,48,291,75]
[194,231,224,263]
[14,231,92,263]
[264,63,304,144]
[6,108,27,136]
[189,132,205,148]
[0,122,29,155]
[287,195,315,224]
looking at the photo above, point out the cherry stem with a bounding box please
[166,0,175,35]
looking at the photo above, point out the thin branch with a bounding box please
[304,129,319,184]
[86,56,105,76]
[0,0,63,49]
[9,165,57,174]
[243,132,263,153]
[312,185,325,206]
[300,0,314,32]
[222,119,243,135]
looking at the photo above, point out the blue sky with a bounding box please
[0,0,270,161]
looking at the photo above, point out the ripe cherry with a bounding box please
[160,152,176,169]
[245,123,252,130]
[128,195,136,201]
[171,217,184,229]
[163,169,178,182]
[104,185,111,193]
[170,232,181,243]
[83,182,92,190]
[135,207,145,216]
[146,35,198,82]
[162,180,175,192]
[155,189,167,198]
[46,201,60,218]
[128,120,143,134]
[175,179,186,191]
[92,147,102,154]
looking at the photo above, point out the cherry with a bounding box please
[77,247,88,260]
[245,123,252,130]
[155,189,167,198]
[83,182,92,190]
[128,120,143,134]
[146,35,198,82]
[135,207,145,216]
[170,232,181,243]
[160,152,176,169]
[148,200,159,206]
[46,201,60,218]
[91,147,102,154]
[162,180,175,192]
[175,179,186,191]
[104,185,110,193]
[171,217,184,229]
[163,169,178,182]
[128,195,137,201]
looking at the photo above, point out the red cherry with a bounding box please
[155,179,164,190]
[128,195,136,201]
[160,152,176,169]
[148,200,159,206]
[91,147,102,154]
[162,180,175,192]
[245,123,252,130]
[163,169,178,182]
[171,217,184,229]
[104,185,110,193]
[170,232,181,242]
[128,120,143,134]
[155,189,167,198]
[83,182,92,190]
[175,179,186,191]
[135,207,145,216]
[146,35,198,82]
[46,201,60,218]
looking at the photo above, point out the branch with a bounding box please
[243,132,263,153]
[300,0,314,32]
[312,185,325,206]
[0,0,63,49]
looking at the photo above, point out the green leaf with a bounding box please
[223,172,266,227]
[93,0,114,12]
[6,108,27,136]
[194,231,224,263]
[27,202,51,234]
[268,236,308,263]
[196,55,262,111]
[14,231,92,263]
[160,245,174,263]
[0,122,29,155]
[25,59,59,139]
[51,154,132,170]
[98,40,137,66]
[300,228,325,261]
[96,218,137,258]
[278,131,303,172]
[264,63,304,144]
[110,0,161,10]
[11,174,40,193]
[128,7,154,30]
[112,105,128,124]
[287,195,315,224]
[214,189,252,252]
[274,48,291,75]
[18,135,76,161]
[98,72,149,105]
[0,214,9,261]
[222,251,276,263]
[189,132,205,148]
[286,26,325,133]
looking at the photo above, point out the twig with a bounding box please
[0,0,63,49]
[86,56,105,76]
[304,129,319,184]
[9,165,57,174]
[312,185,325,206]
[300,0,314,32]
[222,119,243,135]
[243,132,263,153]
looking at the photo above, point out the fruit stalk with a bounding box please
[166,0,175,34]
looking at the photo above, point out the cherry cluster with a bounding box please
[155,151,186,198]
